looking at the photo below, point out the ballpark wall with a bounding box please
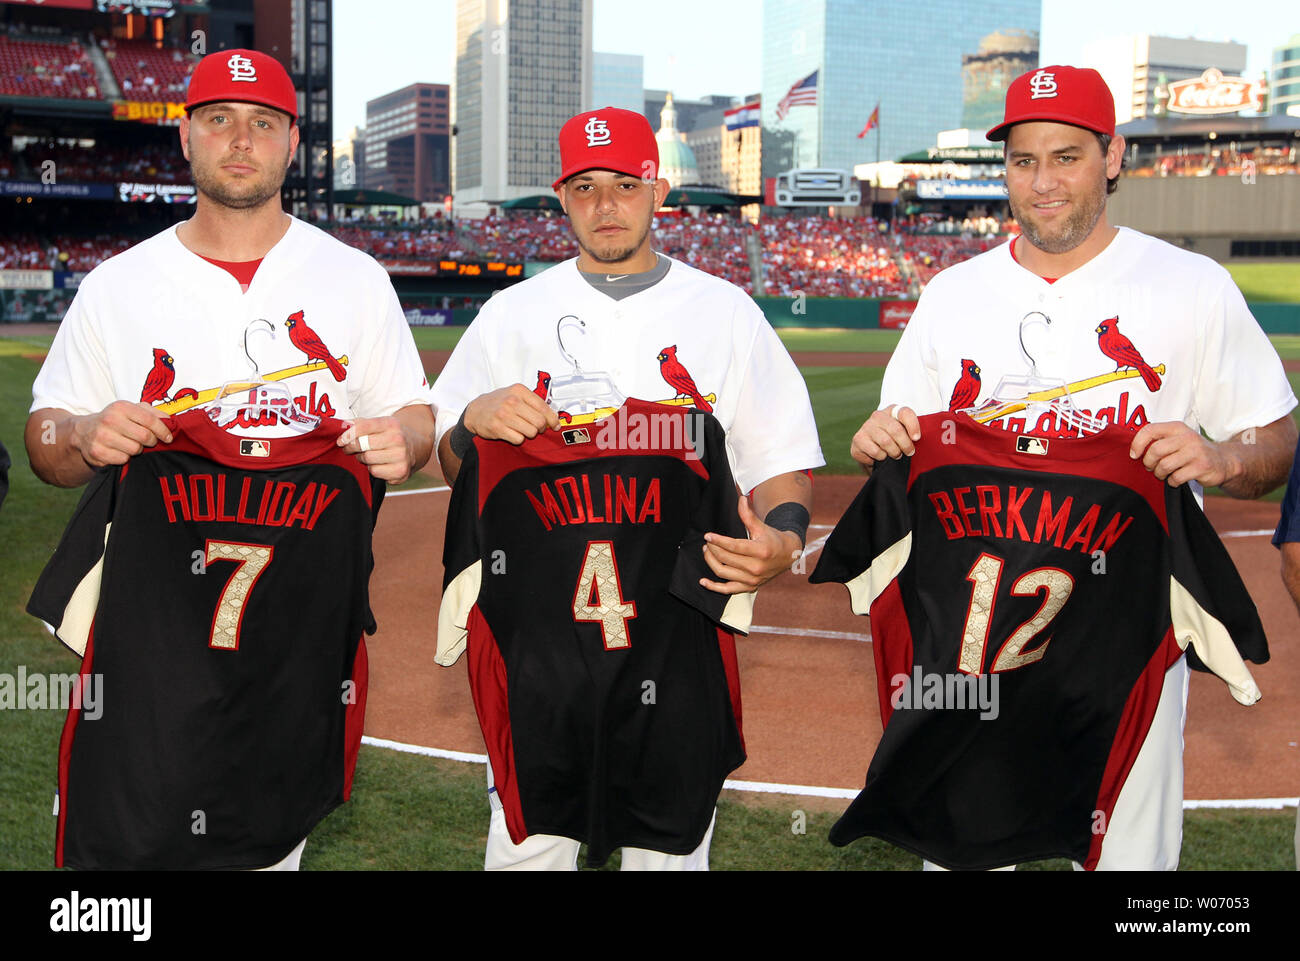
[1108,176,1300,242]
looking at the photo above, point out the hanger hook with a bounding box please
[243,318,275,375]
[556,314,586,372]
[1018,311,1051,372]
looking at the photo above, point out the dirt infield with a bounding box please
[366,473,1299,801]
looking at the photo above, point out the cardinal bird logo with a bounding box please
[949,358,981,411]
[140,347,175,404]
[657,345,713,413]
[284,309,346,382]
[1096,317,1162,392]
[534,370,571,422]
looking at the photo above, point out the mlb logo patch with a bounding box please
[239,439,271,458]
[562,428,591,446]
[1016,435,1050,456]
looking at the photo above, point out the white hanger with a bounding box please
[543,314,626,416]
[962,311,1108,435]
[205,319,320,433]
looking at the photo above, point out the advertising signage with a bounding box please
[1166,68,1265,116]
[382,260,524,278]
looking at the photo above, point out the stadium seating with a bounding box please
[1,215,1021,300]
[0,34,99,100]
[100,38,198,100]
[11,142,189,185]
[760,214,907,298]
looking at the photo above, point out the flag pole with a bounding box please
[874,110,881,211]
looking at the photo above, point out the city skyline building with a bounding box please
[593,51,644,112]
[453,0,592,211]
[364,83,450,203]
[1084,34,1248,125]
[656,95,702,186]
[962,29,1039,131]
[333,125,366,191]
[761,0,1041,183]
[1272,33,1300,116]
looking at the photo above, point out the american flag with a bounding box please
[775,70,818,121]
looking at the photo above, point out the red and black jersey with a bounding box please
[438,400,753,866]
[809,412,1267,871]
[27,409,384,870]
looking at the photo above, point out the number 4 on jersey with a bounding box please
[572,540,637,650]
[958,551,1075,675]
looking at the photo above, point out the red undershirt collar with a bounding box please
[1009,235,1058,284]
[199,255,263,291]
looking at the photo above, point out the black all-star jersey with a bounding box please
[810,412,1267,870]
[438,400,754,866]
[28,410,384,870]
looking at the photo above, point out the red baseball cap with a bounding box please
[185,49,298,121]
[986,65,1115,142]
[553,108,659,190]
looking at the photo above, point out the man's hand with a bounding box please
[338,404,435,484]
[27,402,173,488]
[1130,416,1296,498]
[465,384,560,444]
[1129,421,1236,488]
[437,385,562,487]
[73,401,174,468]
[700,495,803,595]
[850,405,923,470]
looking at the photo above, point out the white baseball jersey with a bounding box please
[31,217,432,431]
[878,225,1295,870]
[430,255,824,494]
[882,227,1296,439]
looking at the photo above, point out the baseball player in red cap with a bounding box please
[432,107,822,870]
[850,65,1296,869]
[25,48,435,869]
[29,46,433,489]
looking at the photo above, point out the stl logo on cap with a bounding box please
[227,54,258,83]
[584,117,611,147]
[1029,69,1058,100]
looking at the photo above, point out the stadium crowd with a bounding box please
[100,37,198,100]
[0,213,1024,303]
[9,141,190,185]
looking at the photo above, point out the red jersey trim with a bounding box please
[715,627,746,754]
[160,410,373,501]
[466,605,528,843]
[909,413,1169,533]
[473,399,713,514]
[871,579,914,726]
[1085,628,1181,870]
[55,622,97,868]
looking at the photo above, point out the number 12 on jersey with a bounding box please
[958,551,1075,675]
[572,540,637,650]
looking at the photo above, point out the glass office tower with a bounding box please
[762,0,1041,179]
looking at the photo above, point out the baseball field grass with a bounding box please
[1,329,1296,871]
[1228,263,1300,304]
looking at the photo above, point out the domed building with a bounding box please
[654,94,699,187]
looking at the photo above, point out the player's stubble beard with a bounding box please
[1009,172,1108,256]
[572,206,654,266]
[188,135,292,211]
